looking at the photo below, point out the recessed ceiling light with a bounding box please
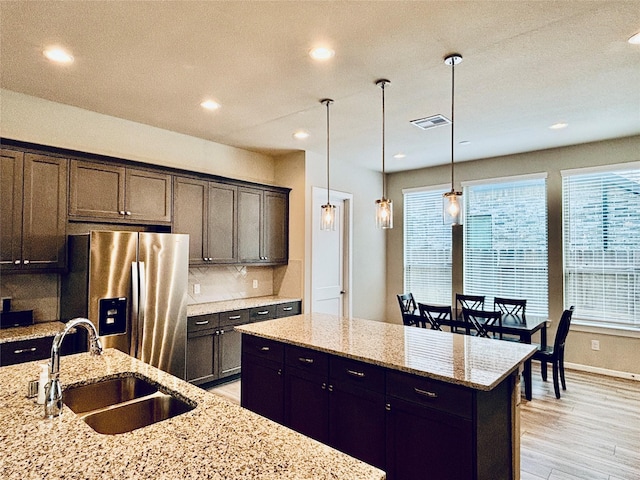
[309,47,335,61]
[293,130,310,140]
[393,153,406,159]
[628,31,640,44]
[549,122,568,130]
[43,47,74,64]
[200,100,221,111]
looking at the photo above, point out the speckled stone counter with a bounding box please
[0,348,384,480]
[187,296,301,317]
[0,321,65,344]
[237,313,536,391]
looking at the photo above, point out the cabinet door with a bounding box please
[207,182,237,263]
[21,154,68,270]
[125,168,172,223]
[0,150,23,269]
[385,397,473,480]
[237,187,262,263]
[217,325,242,379]
[263,191,288,263]
[69,160,125,219]
[174,177,207,265]
[187,333,216,384]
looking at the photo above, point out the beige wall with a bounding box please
[387,135,640,376]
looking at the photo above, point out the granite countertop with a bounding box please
[237,313,537,391]
[0,348,384,480]
[0,321,65,344]
[187,295,301,317]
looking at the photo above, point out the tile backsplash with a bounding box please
[0,273,59,323]
[188,266,274,304]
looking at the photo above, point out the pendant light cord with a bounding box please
[450,58,455,192]
[382,81,386,200]
[322,98,333,205]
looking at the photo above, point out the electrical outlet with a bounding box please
[591,339,600,351]
[193,283,201,295]
[252,279,258,289]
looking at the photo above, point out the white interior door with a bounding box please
[312,187,351,316]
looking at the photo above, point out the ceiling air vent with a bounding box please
[410,114,451,130]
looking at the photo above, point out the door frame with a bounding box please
[311,186,352,318]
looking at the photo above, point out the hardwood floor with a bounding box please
[208,370,640,479]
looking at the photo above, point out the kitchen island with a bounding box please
[237,313,537,480]
[0,348,384,480]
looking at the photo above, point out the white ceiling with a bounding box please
[1,1,639,173]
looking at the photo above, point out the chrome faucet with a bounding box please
[44,318,103,418]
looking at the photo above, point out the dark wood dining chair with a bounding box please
[461,307,501,338]
[417,303,452,331]
[396,293,418,326]
[454,294,485,332]
[532,306,575,399]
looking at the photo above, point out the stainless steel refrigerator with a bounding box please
[61,231,189,379]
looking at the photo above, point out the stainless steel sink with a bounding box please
[82,394,195,435]
[64,375,158,414]
[63,373,196,434]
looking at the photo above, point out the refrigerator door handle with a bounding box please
[138,261,147,358]
[131,261,140,358]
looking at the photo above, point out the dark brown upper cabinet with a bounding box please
[238,187,288,265]
[1,150,68,272]
[68,160,172,224]
[173,176,237,265]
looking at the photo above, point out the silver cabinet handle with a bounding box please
[328,384,334,392]
[283,307,293,311]
[346,369,365,378]
[125,211,132,216]
[228,315,241,320]
[260,346,270,351]
[298,357,314,364]
[14,260,21,265]
[385,403,391,411]
[414,387,438,399]
[23,260,30,264]
[195,320,209,325]
[220,330,225,335]
[14,347,37,354]
[257,310,269,315]
[321,383,327,390]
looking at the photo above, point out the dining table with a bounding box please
[409,310,549,401]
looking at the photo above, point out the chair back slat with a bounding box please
[417,303,451,330]
[461,307,501,338]
[554,306,575,351]
[494,297,526,317]
[455,294,485,320]
[397,293,418,326]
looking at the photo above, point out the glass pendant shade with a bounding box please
[375,198,393,229]
[443,190,462,225]
[321,203,336,231]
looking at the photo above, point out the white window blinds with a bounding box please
[562,165,640,329]
[463,176,548,316]
[403,187,452,305]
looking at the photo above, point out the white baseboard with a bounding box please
[564,362,640,381]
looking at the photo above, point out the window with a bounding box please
[562,164,640,329]
[403,186,452,305]
[463,175,548,316]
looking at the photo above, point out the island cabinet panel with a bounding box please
[282,345,386,470]
[241,335,284,423]
[1,150,68,272]
[0,333,78,367]
[174,176,237,265]
[69,160,171,224]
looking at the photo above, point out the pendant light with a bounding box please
[443,53,463,225]
[375,79,393,229]
[320,98,336,231]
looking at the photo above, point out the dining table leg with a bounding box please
[521,332,533,401]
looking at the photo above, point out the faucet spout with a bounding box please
[45,318,103,418]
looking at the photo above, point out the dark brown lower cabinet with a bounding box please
[0,333,78,367]
[242,334,517,480]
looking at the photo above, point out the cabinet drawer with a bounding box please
[220,309,250,326]
[386,370,473,420]
[0,336,52,366]
[285,345,328,374]
[329,356,385,393]
[242,334,284,364]
[250,305,276,322]
[187,314,218,335]
[276,301,301,317]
